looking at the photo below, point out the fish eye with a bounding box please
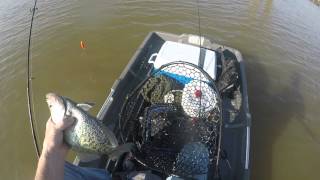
[49,105,52,108]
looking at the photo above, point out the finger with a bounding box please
[46,117,54,129]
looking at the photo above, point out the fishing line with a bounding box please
[196,0,207,176]
[195,0,222,178]
[27,0,40,158]
[196,0,203,124]
[196,0,202,45]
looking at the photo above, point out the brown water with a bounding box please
[0,0,320,179]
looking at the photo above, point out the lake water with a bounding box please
[0,0,319,179]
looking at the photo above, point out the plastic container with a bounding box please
[148,41,217,80]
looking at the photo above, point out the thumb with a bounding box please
[54,116,76,131]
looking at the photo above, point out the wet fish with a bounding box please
[46,93,134,159]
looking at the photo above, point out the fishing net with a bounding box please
[119,62,222,178]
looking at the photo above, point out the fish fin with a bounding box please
[77,102,95,111]
[108,143,136,161]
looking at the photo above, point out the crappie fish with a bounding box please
[46,93,134,159]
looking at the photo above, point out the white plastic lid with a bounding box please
[149,41,217,80]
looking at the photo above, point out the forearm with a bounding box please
[35,145,67,180]
[35,119,69,180]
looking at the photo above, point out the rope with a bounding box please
[27,0,40,158]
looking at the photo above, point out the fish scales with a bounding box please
[46,93,133,157]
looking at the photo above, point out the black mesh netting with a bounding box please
[119,62,222,178]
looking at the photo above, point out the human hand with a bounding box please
[35,117,75,180]
[42,117,75,158]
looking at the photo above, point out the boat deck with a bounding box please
[74,31,251,180]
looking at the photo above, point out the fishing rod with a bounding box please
[27,0,40,158]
